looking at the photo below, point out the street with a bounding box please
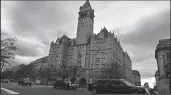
[1,83,94,95]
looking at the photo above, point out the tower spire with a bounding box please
[82,0,91,9]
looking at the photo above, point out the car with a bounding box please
[66,82,78,90]
[18,79,32,86]
[4,79,10,83]
[1,79,3,82]
[53,80,67,89]
[89,79,150,94]
[9,79,15,82]
[148,88,159,94]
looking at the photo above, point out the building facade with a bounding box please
[155,70,159,91]
[132,70,141,86]
[155,39,171,94]
[4,64,26,72]
[123,52,132,83]
[29,56,49,81]
[48,0,132,86]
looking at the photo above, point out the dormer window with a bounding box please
[99,33,104,38]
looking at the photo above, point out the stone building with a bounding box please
[155,70,159,91]
[132,70,141,86]
[123,52,132,83]
[29,56,49,81]
[48,0,132,86]
[155,39,171,94]
[3,64,26,72]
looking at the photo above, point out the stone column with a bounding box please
[155,39,171,94]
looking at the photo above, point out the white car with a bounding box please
[4,79,10,83]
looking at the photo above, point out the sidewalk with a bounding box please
[1,83,20,94]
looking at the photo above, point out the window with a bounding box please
[110,80,123,86]
[167,52,170,63]
[56,56,58,60]
[96,80,109,85]
[78,54,82,59]
[96,58,100,63]
[95,64,99,68]
[102,52,105,55]
[102,64,105,68]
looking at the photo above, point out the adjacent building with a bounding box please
[155,39,171,94]
[132,70,141,86]
[123,52,132,83]
[47,0,132,86]
[29,56,49,81]
[155,70,159,91]
[3,64,26,72]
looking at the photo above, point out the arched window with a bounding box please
[78,54,82,59]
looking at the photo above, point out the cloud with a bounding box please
[115,7,170,79]
[141,77,156,88]
[120,9,170,47]
[133,58,158,79]
[9,1,80,45]
[93,1,170,34]
[14,55,42,64]
[15,36,46,57]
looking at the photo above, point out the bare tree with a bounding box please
[56,64,80,82]
[69,65,79,83]
[1,32,17,71]
[59,63,70,80]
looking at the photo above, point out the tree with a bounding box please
[56,64,80,81]
[14,65,28,79]
[60,63,69,80]
[14,64,35,80]
[1,70,13,79]
[1,32,17,71]
[69,65,79,83]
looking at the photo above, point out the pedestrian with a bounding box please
[143,82,150,94]
[69,80,72,87]
[144,82,149,89]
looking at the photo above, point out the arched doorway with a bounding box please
[79,78,87,87]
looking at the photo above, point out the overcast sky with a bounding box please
[1,1,170,87]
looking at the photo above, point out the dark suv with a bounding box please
[89,79,150,94]
[18,79,32,86]
[53,80,67,89]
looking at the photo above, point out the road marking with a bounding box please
[1,88,20,94]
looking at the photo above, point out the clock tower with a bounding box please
[76,0,95,45]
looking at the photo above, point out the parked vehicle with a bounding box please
[9,79,15,82]
[53,80,67,89]
[4,79,10,83]
[18,78,32,86]
[89,79,150,94]
[148,88,159,94]
[53,80,78,90]
[65,82,78,90]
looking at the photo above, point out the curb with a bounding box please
[1,88,20,94]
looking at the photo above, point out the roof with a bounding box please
[97,27,109,37]
[60,35,70,40]
[159,39,171,45]
[132,70,140,76]
[82,0,91,9]
[95,79,125,81]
